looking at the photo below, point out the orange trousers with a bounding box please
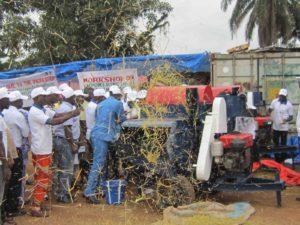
[31,154,52,207]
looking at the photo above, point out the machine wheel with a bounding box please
[155,175,195,210]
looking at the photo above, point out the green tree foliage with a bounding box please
[290,0,300,39]
[221,0,300,47]
[0,0,172,70]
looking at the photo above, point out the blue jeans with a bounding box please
[53,137,74,198]
[84,135,109,197]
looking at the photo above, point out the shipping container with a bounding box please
[210,51,300,131]
[211,52,300,103]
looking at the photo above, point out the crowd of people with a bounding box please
[0,83,299,224]
[0,83,147,224]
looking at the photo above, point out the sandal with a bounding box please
[3,217,17,225]
[29,207,50,217]
[11,209,27,217]
[41,203,52,211]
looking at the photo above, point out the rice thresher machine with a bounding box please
[115,85,286,209]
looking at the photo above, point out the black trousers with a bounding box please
[4,148,23,216]
[273,130,288,163]
[78,140,92,187]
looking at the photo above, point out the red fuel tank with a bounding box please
[219,133,253,149]
[255,116,272,127]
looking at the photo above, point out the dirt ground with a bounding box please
[15,160,300,225]
[14,187,300,225]
[15,183,300,225]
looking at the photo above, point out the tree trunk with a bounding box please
[270,0,277,45]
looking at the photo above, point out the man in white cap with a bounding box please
[3,91,30,218]
[86,88,106,140]
[74,90,88,143]
[84,85,126,204]
[45,86,62,200]
[0,87,14,224]
[10,91,31,202]
[73,90,88,182]
[28,87,80,217]
[126,90,139,119]
[269,88,293,162]
[122,86,132,113]
[130,89,148,119]
[81,89,106,186]
[80,87,94,134]
[53,88,81,204]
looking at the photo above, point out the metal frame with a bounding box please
[210,170,284,207]
[257,145,297,169]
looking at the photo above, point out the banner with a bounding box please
[0,70,58,107]
[77,69,138,90]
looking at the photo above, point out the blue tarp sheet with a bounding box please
[0,53,210,82]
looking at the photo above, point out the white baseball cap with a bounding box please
[31,87,49,99]
[47,86,62,95]
[109,85,122,95]
[59,83,71,91]
[62,88,75,99]
[0,87,12,100]
[137,90,147,99]
[127,90,138,102]
[279,88,288,96]
[104,92,110,98]
[93,89,106,97]
[74,90,88,97]
[9,91,28,102]
[123,86,132,94]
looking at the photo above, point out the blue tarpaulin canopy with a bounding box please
[0,53,210,82]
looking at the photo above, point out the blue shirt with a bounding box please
[91,96,126,142]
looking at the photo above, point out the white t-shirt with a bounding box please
[0,114,8,160]
[85,101,97,139]
[72,115,80,140]
[3,106,30,148]
[121,99,131,113]
[28,105,55,155]
[270,98,293,131]
[54,102,80,140]
[44,105,57,134]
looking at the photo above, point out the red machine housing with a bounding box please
[219,133,253,149]
[145,85,214,105]
[255,116,272,128]
[211,85,241,98]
